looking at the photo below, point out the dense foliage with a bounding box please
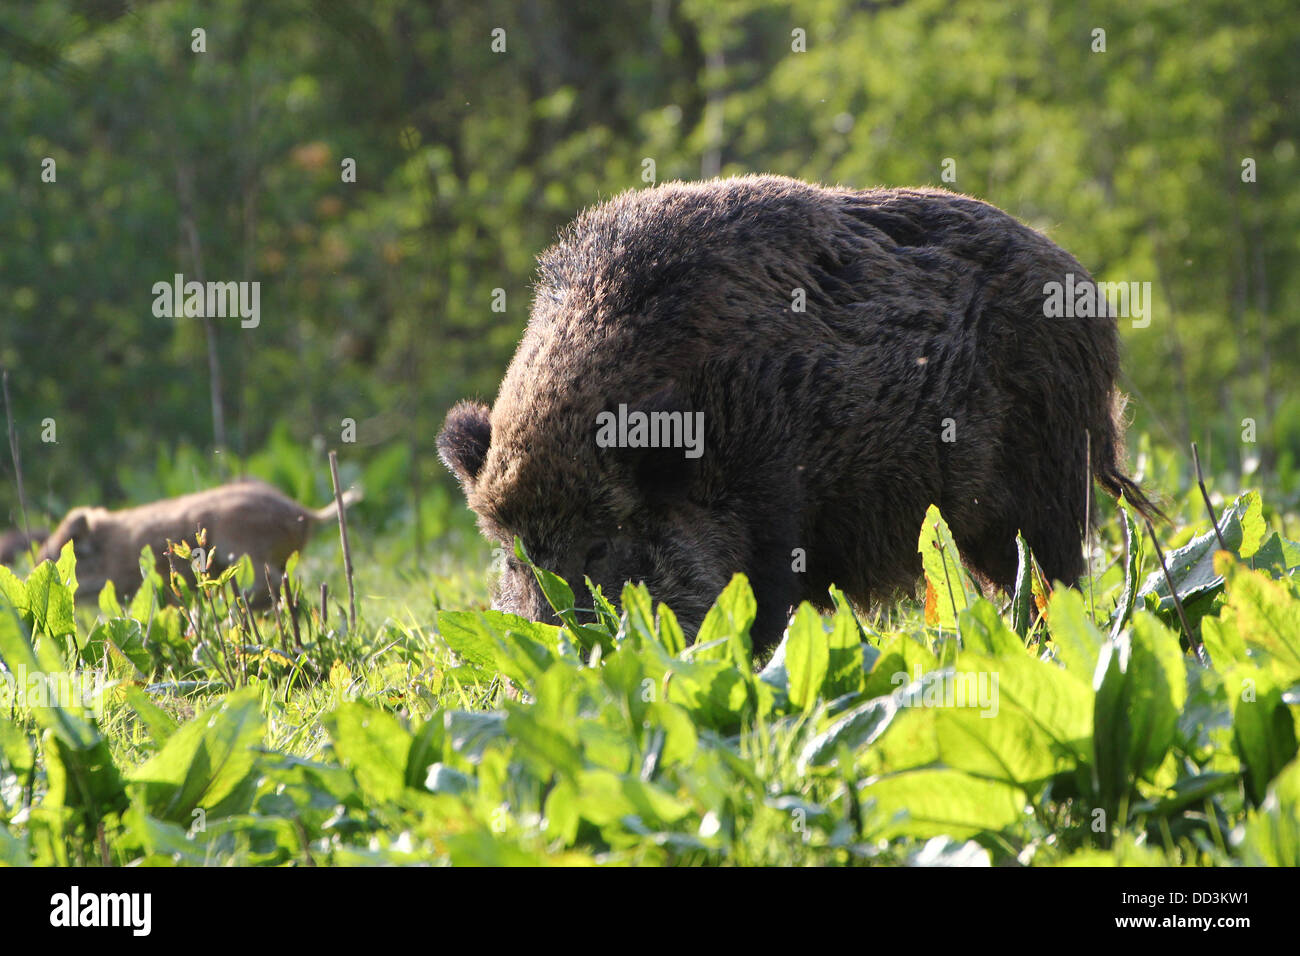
[1,467,1297,866]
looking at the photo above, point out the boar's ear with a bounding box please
[437,401,492,489]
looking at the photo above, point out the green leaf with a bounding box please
[936,704,1064,792]
[785,603,829,711]
[1136,490,1265,614]
[86,618,151,676]
[322,702,411,803]
[443,710,508,763]
[825,587,868,698]
[513,538,611,653]
[1239,758,1300,865]
[23,561,76,641]
[918,505,971,629]
[692,574,756,666]
[506,705,582,781]
[1221,561,1300,677]
[1252,531,1300,578]
[1226,667,1300,805]
[1048,588,1106,680]
[958,645,1093,765]
[124,686,178,747]
[798,692,901,771]
[128,687,266,822]
[1109,501,1144,641]
[1091,612,1188,818]
[960,599,1025,658]
[54,539,78,598]
[860,769,1026,840]
[1010,533,1034,640]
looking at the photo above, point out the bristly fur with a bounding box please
[439,174,1159,651]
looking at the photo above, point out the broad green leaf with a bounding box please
[1092,612,1187,816]
[692,574,756,667]
[918,504,970,629]
[860,769,1026,840]
[128,687,265,822]
[785,603,829,711]
[826,587,868,698]
[960,599,1025,658]
[1136,490,1265,613]
[86,618,151,676]
[23,561,76,641]
[322,702,411,803]
[1220,559,1300,677]
[1252,531,1300,578]
[957,647,1093,764]
[443,710,508,763]
[1049,588,1105,681]
[1239,758,1300,865]
[1225,667,1299,805]
[506,706,582,781]
[936,704,1063,792]
[799,692,901,770]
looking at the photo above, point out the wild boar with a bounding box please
[438,175,1158,652]
[37,479,359,602]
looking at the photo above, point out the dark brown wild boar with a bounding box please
[38,480,359,601]
[438,175,1159,653]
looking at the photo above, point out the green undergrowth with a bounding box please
[0,486,1298,866]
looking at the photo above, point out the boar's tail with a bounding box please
[312,486,363,523]
[1092,393,1166,523]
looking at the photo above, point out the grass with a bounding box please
[0,435,1298,866]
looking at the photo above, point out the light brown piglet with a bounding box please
[38,479,358,601]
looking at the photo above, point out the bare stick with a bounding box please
[1190,442,1229,554]
[284,573,302,647]
[327,451,357,632]
[265,564,290,653]
[1145,518,1209,667]
[1,370,32,544]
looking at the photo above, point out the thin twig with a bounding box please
[1,370,32,544]
[1190,442,1229,554]
[328,451,357,632]
[284,573,302,648]
[265,564,289,654]
[1145,518,1210,667]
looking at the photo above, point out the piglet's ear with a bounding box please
[437,401,492,489]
